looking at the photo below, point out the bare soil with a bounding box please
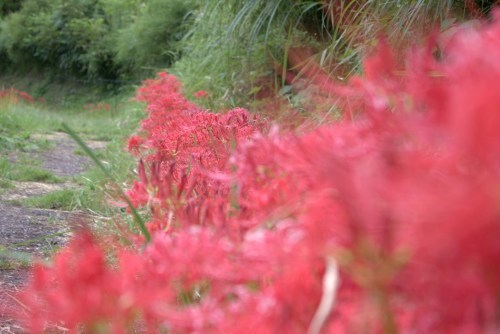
[0,132,106,333]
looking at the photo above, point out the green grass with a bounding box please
[0,157,63,183]
[0,89,145,220]
[0,133,52,152]
[66,102,144,218]
[173,0,471,110]
[0,229,69,266]
[23,189,77,210]
[0,256,30,270]
[12,166,62,183]
[0,103,55,154]
[0,243,33,270]
[0,101,139,141]
[173,0,276,108]
[0,179,14,189]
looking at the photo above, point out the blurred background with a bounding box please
[0,0,496,107]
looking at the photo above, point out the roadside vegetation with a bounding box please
[0,87,142,216]
[1,1,493,99]
[1,0,500,333]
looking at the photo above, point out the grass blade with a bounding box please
[61,122,151,243]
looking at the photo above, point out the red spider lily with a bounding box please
[127,72,262,230]
[0,88,34,104]
[14,13,500,334]
[194,90,209,99]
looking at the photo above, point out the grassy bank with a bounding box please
[0,87,144,217]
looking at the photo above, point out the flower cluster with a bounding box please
[14,14,500,334]
[126,71,261,232]
[0,88,34,105]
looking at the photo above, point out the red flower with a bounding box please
[14,16,500,333]
[194,90,209,98]
[127,135,143,155]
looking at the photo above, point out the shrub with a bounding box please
[0,0,118,79]
[114,0,197,76]
[0,0,196,81]
[0,0,23,18]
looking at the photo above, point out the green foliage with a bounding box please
[0,102,54,153]
[0,157,62,183]
[0,0,118,79]
[23,189,77,210]
[0,178,13,189]
[0,0,23,18]
[0,0,482,100]
[174,0,471,107]
[0,89,143,222]
[0,0,196,82]
[115,0,197,76]
[173,0,297,107]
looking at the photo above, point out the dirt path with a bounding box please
[0,132,106,332]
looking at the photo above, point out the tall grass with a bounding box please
[175,0,469,108]
[173,1,287,108]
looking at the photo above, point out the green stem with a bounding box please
[61,122,151,243]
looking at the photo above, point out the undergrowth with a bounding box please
[174,0,475,108]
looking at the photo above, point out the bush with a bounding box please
[0,0,196,81]
[0,0,23,18]
[114,0,197,76]
[0,0,118,79]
